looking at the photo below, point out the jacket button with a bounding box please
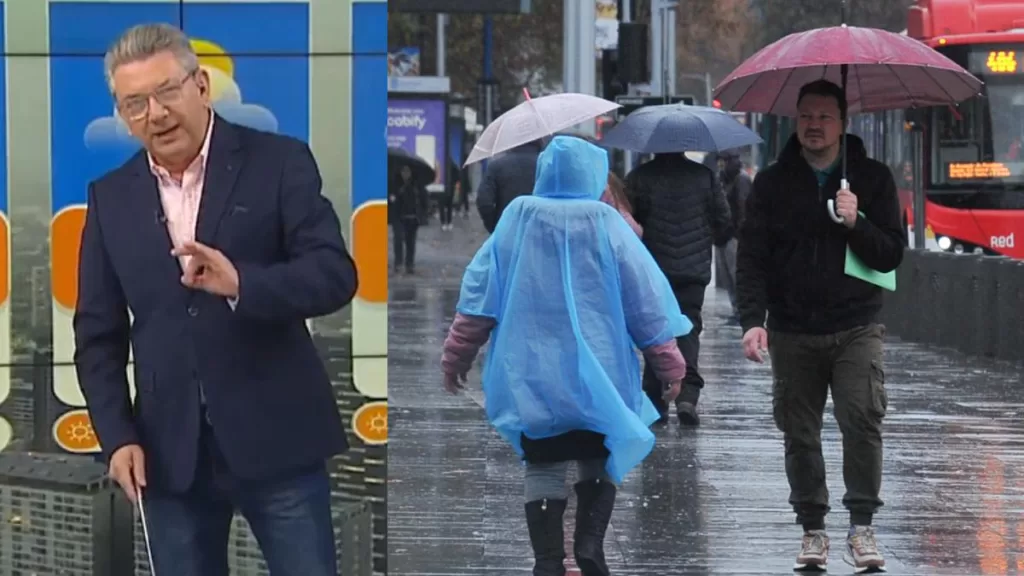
[187,306,199,317]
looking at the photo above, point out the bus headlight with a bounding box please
[937,235,952,250]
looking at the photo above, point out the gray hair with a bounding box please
[104,23,199,94]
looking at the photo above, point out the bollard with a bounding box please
[916,251,940,347]
[882,248,910,336]
[968,256,1000,358]
[993,258,1024,363]
[897,251,925,343]
[949,253,977,354]
[932,252,960,349]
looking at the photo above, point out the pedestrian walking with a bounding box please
[442,136,690,576]
[736,79,905,572]
[627,151,734,426]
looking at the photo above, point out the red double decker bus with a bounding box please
[753,0,1024,257]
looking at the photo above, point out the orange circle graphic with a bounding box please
[0,213,9,305]
[51,207,87,310]
[52,409,101,453]
[352,401,387,445]
[352,203,388,304]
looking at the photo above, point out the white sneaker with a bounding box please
[795,529,829,570]
[845,525,886,573]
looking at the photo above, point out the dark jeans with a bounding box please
[144,418,338,575]
[768,324,888,530]
[642,284,705,414]
[391,218,419,269]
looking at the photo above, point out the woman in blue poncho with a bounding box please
[441,136,691,576]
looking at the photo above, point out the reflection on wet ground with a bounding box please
[389,213,1024,575]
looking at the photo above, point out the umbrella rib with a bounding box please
[765,67,797,116]
[921,64,974,101]
[916,65,961,108]
[728,71,767,112]
[882,64,920,110]
[852,63,866,113]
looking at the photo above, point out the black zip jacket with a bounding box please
[628,154,733,289]
[736,134,906,335]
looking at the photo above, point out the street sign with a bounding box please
[389,0,531,13]
[614,95,695,116]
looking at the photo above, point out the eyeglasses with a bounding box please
[117,70,197,121]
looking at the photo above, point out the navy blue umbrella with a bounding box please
[601,104,762,154]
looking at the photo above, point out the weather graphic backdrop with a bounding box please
[0,3,10,453]
[48,1,309,453]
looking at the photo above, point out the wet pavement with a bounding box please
[388,211,1024,575]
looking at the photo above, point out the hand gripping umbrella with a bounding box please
[714,0,983,224]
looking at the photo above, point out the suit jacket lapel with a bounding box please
[129,154,184,280]
[196,115,243,246]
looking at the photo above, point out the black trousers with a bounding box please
[439,191,454,225]
[642,284,705,414]
[391,218,419,269]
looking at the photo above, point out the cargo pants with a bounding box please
[767,324,888,530]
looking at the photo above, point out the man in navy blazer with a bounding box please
[73,24,357,575]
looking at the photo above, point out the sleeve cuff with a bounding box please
[740,314,765,334]
[851,211,871,234]
[226,296,239,311]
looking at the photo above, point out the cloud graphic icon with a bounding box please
[82,37,280,151]
[84,115,136,150]
[212,102,278,133]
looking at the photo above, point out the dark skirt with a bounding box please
[520,430,609,463]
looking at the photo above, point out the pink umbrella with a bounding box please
[714,25,983,117]
[714,4,982,224]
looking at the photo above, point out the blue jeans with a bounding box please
[144,422,338,575]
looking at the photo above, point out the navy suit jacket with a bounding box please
[73,117,358,493]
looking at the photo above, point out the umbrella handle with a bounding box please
[826,179,850,224]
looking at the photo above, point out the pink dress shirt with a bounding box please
[148,111,215,271]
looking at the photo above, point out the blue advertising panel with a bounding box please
[47,0,309,453]
[387,99,447,191]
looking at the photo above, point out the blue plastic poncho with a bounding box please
[456,135,692,483]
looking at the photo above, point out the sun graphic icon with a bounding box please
[52,409,101,453]
[352,401,388,445]
[369,413,387,434]
[191,38,241,105]
[69,421,95,442]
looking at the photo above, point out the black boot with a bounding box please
[677,384,701,427]
[525,498,567,576]
[573,479,616,576]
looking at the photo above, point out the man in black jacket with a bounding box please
[736,80,904,573]
[475,139,544,233]
[628,152,733,427]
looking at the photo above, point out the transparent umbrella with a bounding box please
[464,90,621,166]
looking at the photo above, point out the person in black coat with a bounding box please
[388,165,429,274]
[627,152,733,427]
[475,139,544,232]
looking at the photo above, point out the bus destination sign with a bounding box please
[947,161,1024,180]
[968,49,1021,75]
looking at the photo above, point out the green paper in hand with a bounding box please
[845,211,896,291]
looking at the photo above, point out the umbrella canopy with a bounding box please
[464,92,621,166]
[600,103,763,154]
[714,25,983,117]
[388,146,436,186]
